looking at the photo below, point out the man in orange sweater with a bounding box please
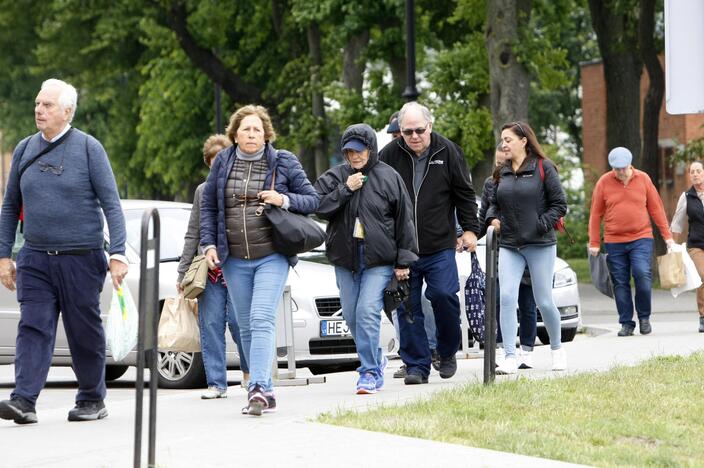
[589,147,674,336]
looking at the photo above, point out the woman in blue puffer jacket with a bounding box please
[200,105,319,416]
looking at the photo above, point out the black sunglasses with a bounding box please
[401,126,428,136]
[38,161,63,176]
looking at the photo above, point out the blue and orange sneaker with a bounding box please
[356,372,377,394]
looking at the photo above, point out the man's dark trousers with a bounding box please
[397,248,461,378]
[12,248,108,405]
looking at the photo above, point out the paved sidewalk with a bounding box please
[3,311,703,467]
[2,283,702,467]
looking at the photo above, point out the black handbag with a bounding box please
[383,276,414,324]
[262,171,325,256]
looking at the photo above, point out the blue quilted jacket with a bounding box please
[199,143,319,263]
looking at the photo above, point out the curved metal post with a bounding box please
[484,226,498,385]
[134,208,160,468]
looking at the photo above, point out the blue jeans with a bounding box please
[334,244,393,376]
[605,238,653,328]
[496,282,537,351]
[198,276,248,391]
[397,249,460,377]
[221,253,289,393]
[392,284,438,351]
[498,245,561,358]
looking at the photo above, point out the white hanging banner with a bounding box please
[665,0,704,114]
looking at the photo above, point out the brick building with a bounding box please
[581,58,704,216]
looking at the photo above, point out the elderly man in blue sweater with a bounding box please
[0,78,127,425]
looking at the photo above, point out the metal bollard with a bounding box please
[483,226,498,385]
[133,209,160,468]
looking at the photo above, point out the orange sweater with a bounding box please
[588,168,672,247]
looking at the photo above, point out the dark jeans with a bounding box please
[605,238,653,328]
[496,282,537,350]
[13,248,108,405]
[397,249,460,378]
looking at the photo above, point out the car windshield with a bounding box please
[123,208,190,261]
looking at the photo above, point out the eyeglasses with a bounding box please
[38,161,63,176]
[401,126,428,136]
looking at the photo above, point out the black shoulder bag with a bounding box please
[262,168,325,257]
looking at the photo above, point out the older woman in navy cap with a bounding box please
[314,123,417,394]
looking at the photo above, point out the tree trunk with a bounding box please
[164,1,263,105]
[342,30,370,94]
[307,22,328,177]
[485,0,532,140]
[638,0,663,188]
[588,0,642,165]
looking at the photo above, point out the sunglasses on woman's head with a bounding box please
[401,127,427,136]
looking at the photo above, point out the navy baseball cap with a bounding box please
[387,119,400,134]
[342,138,367,152]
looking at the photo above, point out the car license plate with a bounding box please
[320,319,350,337]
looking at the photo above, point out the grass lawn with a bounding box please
[319,353,704,466]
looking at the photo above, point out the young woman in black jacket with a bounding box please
[315,124,417,394]
[485,121,567,374]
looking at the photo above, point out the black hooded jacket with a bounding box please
[485,156,567,249]
[379,132,479,255]
[314,124,418,271]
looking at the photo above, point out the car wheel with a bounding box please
[157,351,207,389]
[105,365,129,381]
[537,327,577,345]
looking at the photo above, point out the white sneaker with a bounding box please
[495,357,518,375]
[495,347,505,366]
[551,348,567,371]
[518,350,534,369]
[201,387,227,399]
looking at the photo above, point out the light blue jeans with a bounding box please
[221,253,289,392]
[335,245,393,376]
[198,277,248,391]
[498,245,562,358]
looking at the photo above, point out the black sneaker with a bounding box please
[438,355,457,379]
[393,364,407,379]
[243,384,268,416]
[639,318,652,335]
[617,324,635,336]
[431,349,441,371]
[68,400,107,422]
[0,396,37,425]
[403,372,429,385]
[241,391,276,415]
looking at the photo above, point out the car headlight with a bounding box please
[553,268,577,288]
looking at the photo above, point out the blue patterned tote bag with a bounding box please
[464,252,486,345]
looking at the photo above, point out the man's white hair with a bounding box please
[398,101,434,127]
[41,78,78,123]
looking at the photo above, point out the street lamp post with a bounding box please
[402,0,420,102]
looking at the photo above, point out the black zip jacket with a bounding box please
[379,132,479,255]
[486,157,567,249]
[314,124,418,271]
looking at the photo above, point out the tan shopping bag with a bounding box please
[657,251,686,289]
[158,296,200,352]
[180,254,209,299]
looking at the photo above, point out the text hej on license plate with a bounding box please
[320,319,350,337]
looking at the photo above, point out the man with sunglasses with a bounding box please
[0,79,127,425]
[379,101,479,385]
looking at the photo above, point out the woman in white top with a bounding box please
[670,160,704,333]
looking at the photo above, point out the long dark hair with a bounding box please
[500,121,557,169]
[492,142,505,184]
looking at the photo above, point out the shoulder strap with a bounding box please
[538,158,545,182]
[18,128,74,180]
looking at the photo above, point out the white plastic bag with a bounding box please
[670,243,703,297]
[106,285,139,361]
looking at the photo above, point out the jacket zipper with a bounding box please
[242,162,254,259]
[400,145,445,252]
